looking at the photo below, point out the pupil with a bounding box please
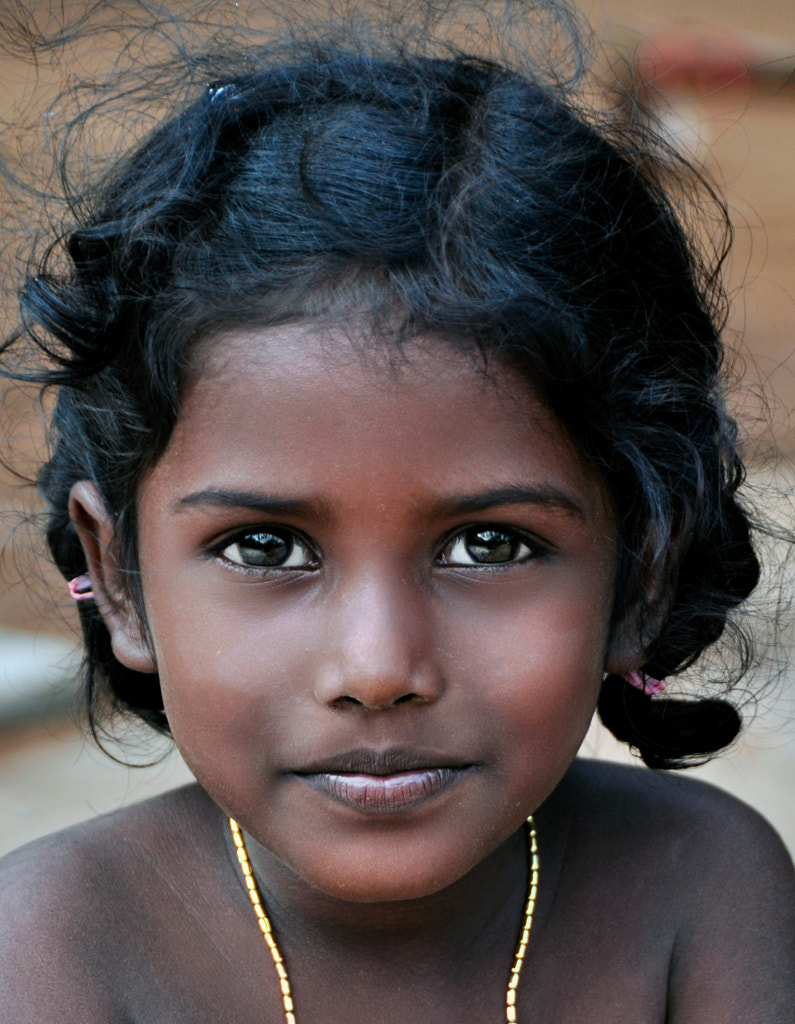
[465,529,516,563]
[238,532,290,566]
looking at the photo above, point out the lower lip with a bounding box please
[298,767,470,813]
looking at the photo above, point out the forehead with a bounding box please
[151,325,610,523]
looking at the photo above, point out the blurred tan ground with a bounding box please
[0,0,793,858]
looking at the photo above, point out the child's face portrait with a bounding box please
[3,5,794,1020]
[124,326,620,902]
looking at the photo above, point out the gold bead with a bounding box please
[507,1006,517,1022]
[507,990,516,1005]
[281,979,291,996]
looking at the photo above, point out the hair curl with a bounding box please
[0,1,761,767]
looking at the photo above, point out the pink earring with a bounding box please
[68,574,94,601]
[622,670,666,696]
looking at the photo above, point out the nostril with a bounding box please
[329,695,365,709]
[328,691,423,710]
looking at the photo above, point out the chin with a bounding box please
[294,846,473,905]
[313,871,455,905]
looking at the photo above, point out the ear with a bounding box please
[603,623,645,677]
[68,481,157,674]
[604,587,668,677]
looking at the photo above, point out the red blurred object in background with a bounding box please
[633,23,794,98]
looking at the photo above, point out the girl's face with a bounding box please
[129,327,622,901]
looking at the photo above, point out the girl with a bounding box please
[0,2,792,1020]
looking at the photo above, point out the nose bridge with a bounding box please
[314,566,442,709]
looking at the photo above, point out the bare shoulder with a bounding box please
[568,757,792,853]
[561,760,795,1023]
[561,758,793,896]
[0,784,221,1023]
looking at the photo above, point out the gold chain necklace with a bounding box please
[229,816,538,1024]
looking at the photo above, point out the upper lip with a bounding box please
[292,747,476,776]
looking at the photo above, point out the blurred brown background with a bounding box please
[1,0,793,856]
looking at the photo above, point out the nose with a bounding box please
[313,574,444,710]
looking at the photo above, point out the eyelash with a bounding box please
[212,523,548,574]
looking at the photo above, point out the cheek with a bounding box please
[442,567,612,686]
[147,595,307,784]
[464,629,602,743]
[442,577,610,757]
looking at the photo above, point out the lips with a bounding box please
[292,747,477,814]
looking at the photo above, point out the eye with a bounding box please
[439,526,539,567]
[217,529,316,571]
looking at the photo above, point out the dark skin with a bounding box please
[0,330,792,1022]
[1,769,792,1022]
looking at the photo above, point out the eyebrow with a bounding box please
[176,484,584,519]
[436,485,584,519]
[176,489,328,518]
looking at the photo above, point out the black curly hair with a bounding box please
[0,1,760,768]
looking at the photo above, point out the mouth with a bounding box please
[291,748,478,814]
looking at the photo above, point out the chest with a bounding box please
[103,893,673,1024]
